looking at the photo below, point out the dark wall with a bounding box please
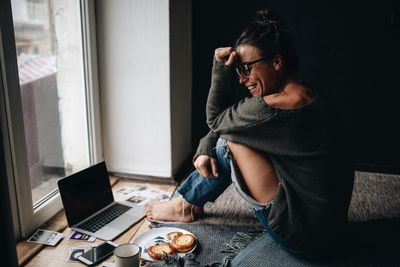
[192,0,400,173]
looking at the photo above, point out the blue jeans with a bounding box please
[177,138,305,256]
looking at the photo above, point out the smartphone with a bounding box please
[77,241,117,266]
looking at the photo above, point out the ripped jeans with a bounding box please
[177,138,304,256]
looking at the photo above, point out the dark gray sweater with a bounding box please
[195,60,354,255]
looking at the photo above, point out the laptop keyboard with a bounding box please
[77,203,132,233]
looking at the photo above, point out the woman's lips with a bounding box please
[248,84,257,94]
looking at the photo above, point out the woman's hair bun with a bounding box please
[255,9,283,27]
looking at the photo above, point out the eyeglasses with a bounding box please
[234,57,266,77]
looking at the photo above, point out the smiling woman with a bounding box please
[146,8,354,261]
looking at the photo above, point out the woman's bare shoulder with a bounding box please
[263,83,314,109]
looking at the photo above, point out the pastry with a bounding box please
[147,243,175,260]
[170,234,196,252]
[167,231,183,240]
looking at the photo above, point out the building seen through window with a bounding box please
[11,0,90,205]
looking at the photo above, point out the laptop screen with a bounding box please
[58,161,114,226]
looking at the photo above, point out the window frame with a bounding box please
[0,0,102,239]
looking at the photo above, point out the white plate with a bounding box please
[133,227,197,261]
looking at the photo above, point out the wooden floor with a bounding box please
[17,177,176,267]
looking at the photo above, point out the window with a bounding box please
[0,0,101,238]
[27,0,46,22]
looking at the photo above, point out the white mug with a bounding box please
[114,243,141,267]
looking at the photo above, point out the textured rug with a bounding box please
[347,171,400,222]
[147,171,400,266]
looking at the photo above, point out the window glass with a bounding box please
[11,0,90,205]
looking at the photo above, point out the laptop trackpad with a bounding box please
[107,213,141,230]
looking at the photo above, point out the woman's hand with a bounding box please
[194,155,219,178]
[215,47,237,66]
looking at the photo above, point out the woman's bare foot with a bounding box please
[144,197,204,223]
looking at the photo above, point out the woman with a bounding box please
[145,9,354,258]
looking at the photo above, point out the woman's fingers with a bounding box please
[194,155,218,178]
[198,164,210,178]
[210,158,219,177]
[215,47,235,64]
[225,51,237,66]
[194,155,210,177]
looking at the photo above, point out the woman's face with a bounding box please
[235,44,283,96]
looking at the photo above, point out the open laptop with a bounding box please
[57,161,144,241]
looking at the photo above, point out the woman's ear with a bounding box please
[272,54,283,70]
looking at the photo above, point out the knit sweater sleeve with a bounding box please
[193,130,219,161]
[206,60,277,133]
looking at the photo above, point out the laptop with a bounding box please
[57,161,144,241]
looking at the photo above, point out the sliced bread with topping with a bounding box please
[147,243,175,260]
[170,234,196,252]
[167,231,183,240]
